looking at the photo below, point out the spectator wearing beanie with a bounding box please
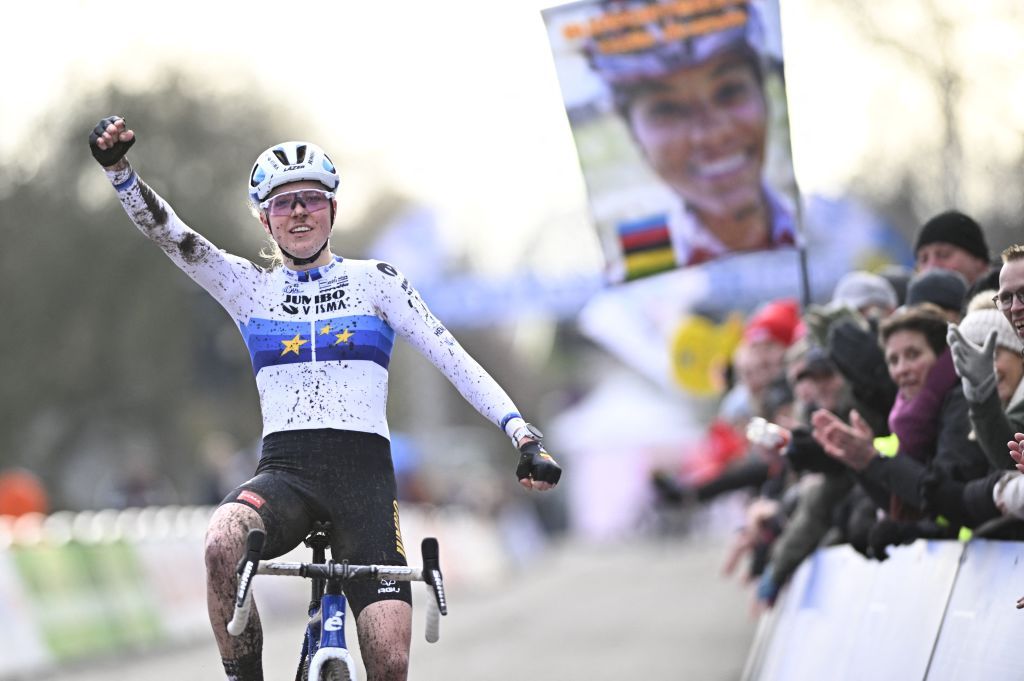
[964,265,1002,309]
[906,268,968,322]
[829,271,898,320]
[728,299,803,423]
[919,295,1024,532]
[913,210,991,285]
[947,292,1024,471]
[743,298,803,348]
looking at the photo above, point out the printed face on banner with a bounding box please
[543,0,799,282]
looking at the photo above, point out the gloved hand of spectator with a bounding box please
[867,518,919,561]
[827,318,898,420]
[784,428,848,475]
[947,324,998,403]
[846,498,878,559]
[920,467,969,527]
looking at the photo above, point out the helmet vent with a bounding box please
[272,149,290,165]
[295,145,307,164]
[249,165,265,187]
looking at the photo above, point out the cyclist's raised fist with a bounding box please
[89,115,135,168]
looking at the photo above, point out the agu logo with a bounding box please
[377,578,401,595]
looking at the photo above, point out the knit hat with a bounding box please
[830,271,898,312]
[743,299,802,347]
[965,290,998,314]
[958,308,1023,355]
[793,345,836,382]
[877,264,913,306]
[913,210,990,262]
[906,268,967,312]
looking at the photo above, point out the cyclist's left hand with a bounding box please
[516,439,561,491]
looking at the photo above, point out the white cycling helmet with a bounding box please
[248,141,340,207]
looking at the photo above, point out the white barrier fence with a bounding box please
[743,539,1024,681]
[0,504,511,680]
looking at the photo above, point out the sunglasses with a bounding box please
[259,189,334,217]
[992,289,1024,312]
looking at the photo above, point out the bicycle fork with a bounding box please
[301,526,357,681]
[306,589,356,680]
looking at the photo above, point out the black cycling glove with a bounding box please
[784,427,847,475]
[867,518,919,562]
[89,115,135,167]
[516,441,562,485]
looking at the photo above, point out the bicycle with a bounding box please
[227,522,448,681]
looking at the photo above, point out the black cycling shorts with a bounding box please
[220,428,411,618]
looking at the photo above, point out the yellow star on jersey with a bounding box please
[280,334,309,356]
[319,324,332,335]
[333,328,354,345]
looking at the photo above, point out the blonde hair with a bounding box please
[1001,244,1024,264]
[259,237,284,270]
[248,199,283,269]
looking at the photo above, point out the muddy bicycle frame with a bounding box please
[228,522,447,680]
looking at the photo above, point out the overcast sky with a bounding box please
[4,0,1021,273]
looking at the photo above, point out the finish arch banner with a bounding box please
[542,0,799,282]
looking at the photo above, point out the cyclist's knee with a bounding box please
[358,601,411,680]
[205,504,263,578]
[364,649,409,681]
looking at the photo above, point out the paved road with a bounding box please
[43,536,758,680]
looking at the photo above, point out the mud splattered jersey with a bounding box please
[106,166,523,440]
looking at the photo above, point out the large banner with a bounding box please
[542,0,798,282]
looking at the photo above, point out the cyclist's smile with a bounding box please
[262,180,336,259]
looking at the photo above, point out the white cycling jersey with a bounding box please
[105,164,527,442]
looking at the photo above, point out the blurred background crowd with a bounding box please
[650,212,1024,609]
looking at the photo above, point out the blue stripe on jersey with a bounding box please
[238,318,312,375]
[315,315,395,369]
[238,315,395,376]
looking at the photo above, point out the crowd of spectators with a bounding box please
[652,209,1024,608]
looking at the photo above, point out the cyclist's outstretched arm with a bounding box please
[89,116,259,319]
[368,259,561,490]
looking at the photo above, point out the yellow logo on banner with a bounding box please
[669,313,744,396]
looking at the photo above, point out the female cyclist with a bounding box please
[89,115,561,681]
